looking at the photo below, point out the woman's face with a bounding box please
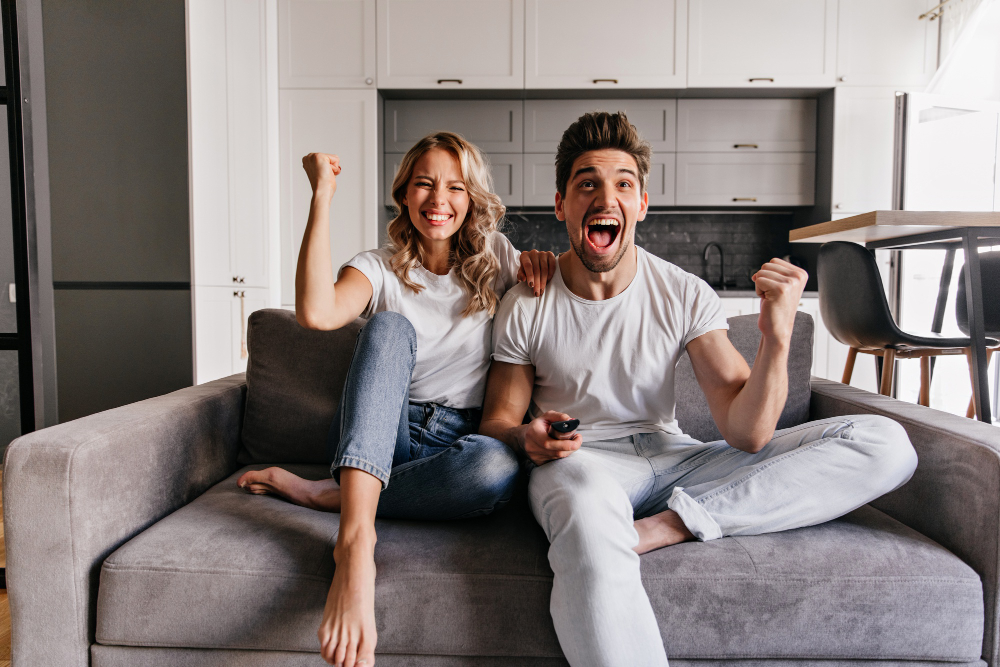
[402,148,470,245]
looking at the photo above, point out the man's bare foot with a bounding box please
[633,510,695,555]
[319,536,378,666]
[237,467,342,512]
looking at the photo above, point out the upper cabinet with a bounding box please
[836,0,938,86]
[377,0,524,89]
[278,0,376,88]
[688,0,838,88]
[384,100,523,153]
[524,100,677,152]
[677,99,817,152]
[831,87,901,214]
[525,0,686,89]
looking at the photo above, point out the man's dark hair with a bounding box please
[555,111,652,197]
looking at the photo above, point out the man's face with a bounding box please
[555,149,648,274]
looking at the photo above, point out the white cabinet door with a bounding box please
[721,297,757,318]
[677,99,817,152]
[194,286,269,383]
[280,90,379,306]
[525,0,686,89]
[797,296,826,379]
[524,99,677,153]
[189,0,270,289]
[278,0,376,88]
[831,87,902,214]
[377,0,524,89]
[688,0,837,88]
[676,153,816,206]
[837,0,938,86]
[384,100,523,153]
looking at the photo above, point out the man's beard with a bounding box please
[570,222,631,273]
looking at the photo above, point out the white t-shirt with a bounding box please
[492,246,728,441]
[342,232,521,409]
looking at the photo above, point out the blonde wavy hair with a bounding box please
[388,132,507,317]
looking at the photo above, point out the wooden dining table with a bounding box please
[791,210,1000,423]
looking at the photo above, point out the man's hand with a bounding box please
[517,250,558,297]
[752,258,808,343]
[519,411,582,465]
[302,152,341,201]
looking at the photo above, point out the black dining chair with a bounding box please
[955,251,1000,418]
[817,241,997,405]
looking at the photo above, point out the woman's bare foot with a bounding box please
[237,467,342,512]
[633,510,695,555]
[319,536,378,666]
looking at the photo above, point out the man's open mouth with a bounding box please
[586,218,621,250]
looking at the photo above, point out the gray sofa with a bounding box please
[5,309,998,666]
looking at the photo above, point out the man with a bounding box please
[479,112,917,666]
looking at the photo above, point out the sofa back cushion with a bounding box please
[239,309,815,464]
[239,310,363,465]
[675,311,814,442]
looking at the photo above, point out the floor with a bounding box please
[1,469,11,666]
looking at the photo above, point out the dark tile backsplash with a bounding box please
[502,212,797,290]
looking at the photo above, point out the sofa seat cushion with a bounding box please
[96,465,983,661]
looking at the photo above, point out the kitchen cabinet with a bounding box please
[522,153,675,207]
[194,286,269,383]
[676,153,816,206]
[385,153,524,208]
[280,89,379,306]
[384,100,523,154]
[524,99,677,152]
[677,99,816,153]
[688,0,838,88]
[721,296,757,318]
[278,0,376,88]
[524,0,686,89]
[831,87,902,214]
[376,0,524,89]
[837,0,938,87]
[189,0,270,289]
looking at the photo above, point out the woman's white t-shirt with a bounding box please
[341,233,521,409]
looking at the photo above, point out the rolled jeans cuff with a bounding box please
[667,487,723,541]
[332,455,392,489]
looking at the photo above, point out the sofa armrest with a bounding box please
[810,377,1000,666]
[3,374,246,667]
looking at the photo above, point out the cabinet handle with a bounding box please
[437,79,462,84]
[733,144,758,149]
[232,276,238,283]
[592,79,619,84]
[835,203,842,209]
[365,77,373,85]
[732,197,758,202]
[748,77,774,83]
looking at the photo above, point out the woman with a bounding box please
[237,132,555,667]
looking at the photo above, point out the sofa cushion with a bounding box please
[676,311,814,442]
[240,310,363,464]
[96,465,983,661]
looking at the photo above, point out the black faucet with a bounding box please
[703,242,732,290]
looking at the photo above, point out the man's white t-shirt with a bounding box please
[492,246,729,442]
[343,232,521,409]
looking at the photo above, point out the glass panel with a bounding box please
[0,350,19,461]
[0,103,13,333]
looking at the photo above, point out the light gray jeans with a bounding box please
[527,414,918,667]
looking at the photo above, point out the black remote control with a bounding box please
[548,419,579,438]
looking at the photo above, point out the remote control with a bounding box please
[548,419,579,438]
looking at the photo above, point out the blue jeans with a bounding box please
[327,311,520,520]
[528,414,918,667]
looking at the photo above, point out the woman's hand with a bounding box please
[517,250,558,297]
[302,153,341,201]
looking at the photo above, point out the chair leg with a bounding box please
[919,356,931,407]
[880,349,896,396]
[968,350,995,419]
[842,347,858,385]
